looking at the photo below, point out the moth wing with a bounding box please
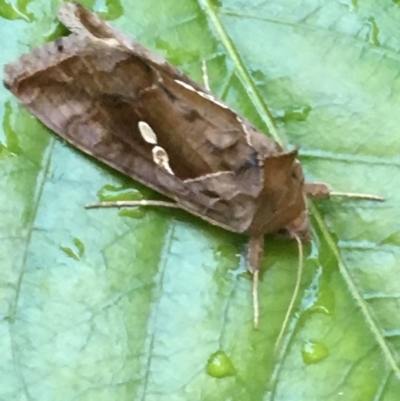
[3,34,258,233]
[58,3,184,80]
[57,3,282,174]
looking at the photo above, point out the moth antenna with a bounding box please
[85,200,181,209]
[201,60,210,91]
[247,236,264,329]
[252,269,260,329]
[329,191,384,202]
[274,234,303,354]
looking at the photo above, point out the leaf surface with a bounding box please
[1,0,400,400]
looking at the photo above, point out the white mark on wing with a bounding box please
[155,70,164,83]
[200,92,229,109]
[174,79,229,109]
[138,121,158,145]
[141,84,158,95]
[152,145,174,175]
[100,38,120,48]
[175,79,196,92]
[236,116,252,145]
[138,122,174,175]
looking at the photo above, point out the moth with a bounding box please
[3,2,381,328]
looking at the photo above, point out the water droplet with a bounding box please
[60,237,85,260]
[206,350,236,378]
[60,246,80,261]
[73,237,85,258]
[301,340,329,364]
[97,184,143,203]
[351,0,359,10]
[96,0,124,21]
[367,17,380,47]
[302,264,336,316]
[0,0,31,21]
[276,105,312,123]
[310,281,335,315]
[0,101,22,158]
[118,208,147,219]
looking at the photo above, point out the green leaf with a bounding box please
[1,0,400,400]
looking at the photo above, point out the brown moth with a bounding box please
[3,3,381,328]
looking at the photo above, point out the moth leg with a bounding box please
[201,60,210,91]
[247,235,265,329]
[305,182,384,201]
[274,234,304,355]
[85,200,181,209]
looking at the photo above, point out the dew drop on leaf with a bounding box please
[301,340,329,365]
[206,350,236,378]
